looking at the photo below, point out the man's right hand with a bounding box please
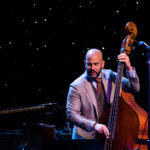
[93,123,109,139]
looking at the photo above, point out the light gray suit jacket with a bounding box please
[66,69,140,139]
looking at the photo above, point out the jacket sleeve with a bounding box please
[66,85,96,132]
[110,68,140,93]
[122,68,140,93]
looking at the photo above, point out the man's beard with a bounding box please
[88,70,100,79]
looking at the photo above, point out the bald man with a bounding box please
[66,49,140,139]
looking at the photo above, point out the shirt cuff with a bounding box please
[126,67,136,78]
[90,121,97,131]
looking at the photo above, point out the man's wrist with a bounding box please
[93,122,97,130]
[126,66,133,72]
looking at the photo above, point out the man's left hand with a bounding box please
[117,53,133,72]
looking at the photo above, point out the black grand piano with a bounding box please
[0,103,103,150]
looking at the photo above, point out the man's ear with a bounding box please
[102,60,105,69]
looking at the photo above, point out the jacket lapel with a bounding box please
[101,70,115,104]
[101,73,109,103]
[83,76,99,118]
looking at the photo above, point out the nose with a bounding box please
[91,64,95,70]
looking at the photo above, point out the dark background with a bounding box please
[0,0,149,126]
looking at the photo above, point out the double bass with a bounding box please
[99,22,148,150]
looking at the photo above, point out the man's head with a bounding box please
[85,49,105,79]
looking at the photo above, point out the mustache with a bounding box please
[88,70,98,74]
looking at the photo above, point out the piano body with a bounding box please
[0,103,66,150]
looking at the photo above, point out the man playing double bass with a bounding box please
[66,48,140,139]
